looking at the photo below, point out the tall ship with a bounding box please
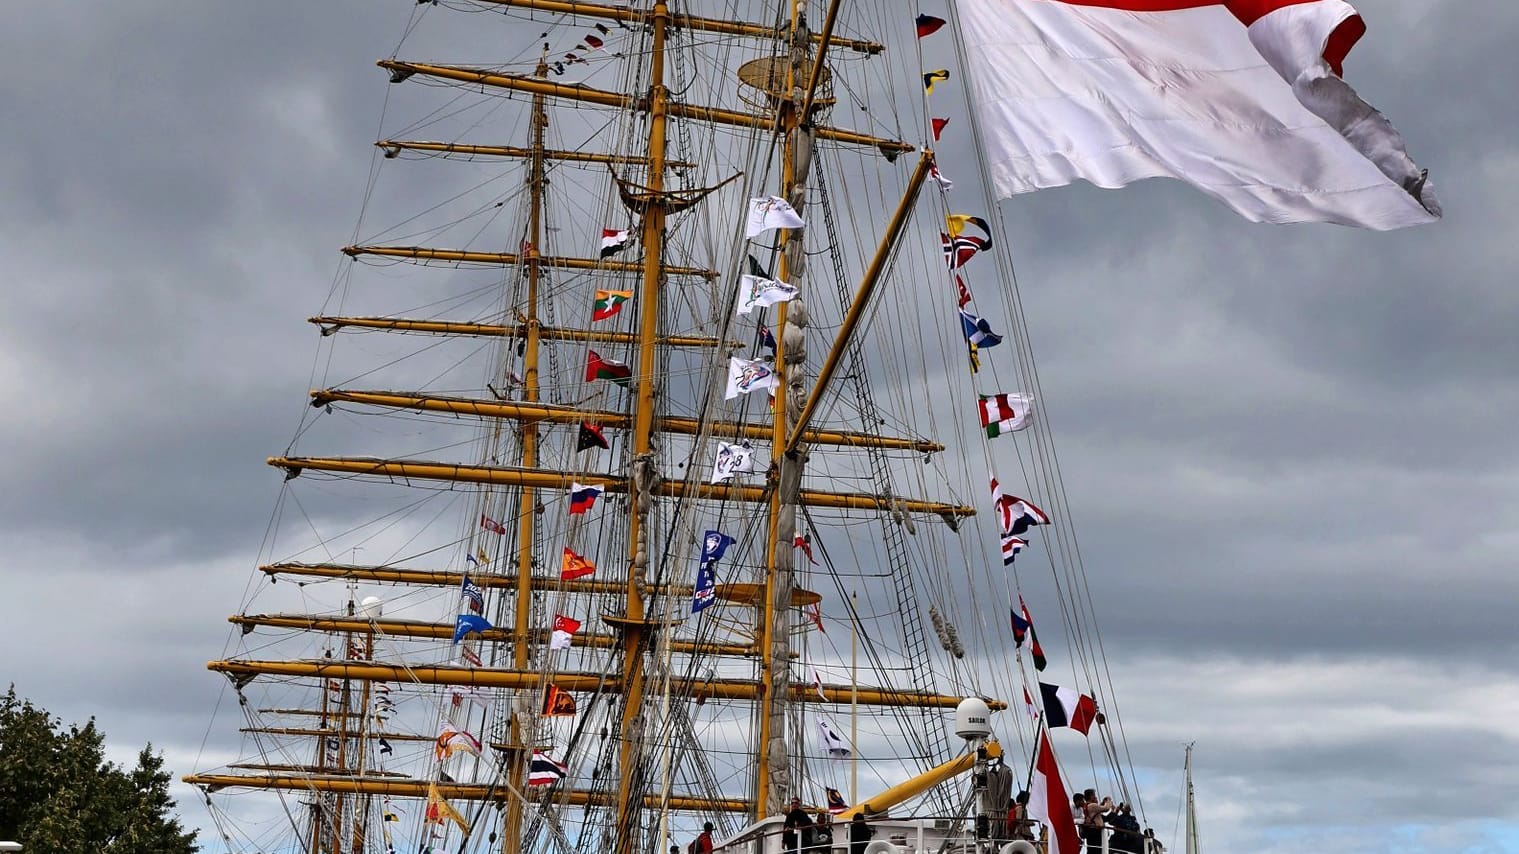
[184,1,1437,853]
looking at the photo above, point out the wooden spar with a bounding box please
[501,64,549,849]
[377,61,913,156]
[375,139,695,170]
[449,0,883,54]
[311,316,728,349]
[229,614,759,657]
[266,456,976,521]
[207,659,1004,710]
[308,389,944,453]
[182,773,750,812]
[240,727,434,742]
[340,245,717,278]
[787,151,936,455]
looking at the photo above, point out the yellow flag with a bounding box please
[475,547,490,565]
[426,783,471,833]
[945,214,989,238]
[923,69,950,94]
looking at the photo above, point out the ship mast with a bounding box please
[614,3,672,853]
[501,51,552,852]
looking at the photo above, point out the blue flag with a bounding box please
[692,561,717,613]
[959,309,1003,348]
[453,613,493,643]
[700,530,735,563]
[460,576,484,612]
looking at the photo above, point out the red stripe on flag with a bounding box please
[1045,0,1322,27]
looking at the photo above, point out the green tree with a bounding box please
[0,686,197,853]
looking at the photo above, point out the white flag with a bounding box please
[710,440,759,484]
[745,195,806,239]
[736,274,798,316]
[725,357,780,400]
[956,0,1439,230]
[816,714,851,758]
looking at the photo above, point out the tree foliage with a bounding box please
[0,686,197,853]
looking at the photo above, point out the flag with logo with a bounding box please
[744,196,806,239]
[561,547,595,580]
[543,684,578,717]
[710,440,759,483]
[726,357,780,399]
[452,613,492,643]
[576,421,609,451]
[549,614,581,650]
[737,274,798,316]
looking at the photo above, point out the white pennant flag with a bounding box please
[710,440,759,484]
[736,274,798,316]
[725,357,780,400]
[745,196,806,239]
[816,714,851,758]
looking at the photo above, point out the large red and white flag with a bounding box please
[957,0,1440,229]
[1028,729,1082,854]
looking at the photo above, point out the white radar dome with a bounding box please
[360,596,383,619]
[954,697,993,741]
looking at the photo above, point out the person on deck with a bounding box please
[1108,804,1141,854]
[848,807,874,854]
[1010,790,1035,841]
[689,822,715,854]
[1081,790,1113,853]
[782,797,812,854]
[808,811,834,854]
[1143,828,1166,854]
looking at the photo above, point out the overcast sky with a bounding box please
[3,2,1517,853]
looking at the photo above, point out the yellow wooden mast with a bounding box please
[612,3,670,851]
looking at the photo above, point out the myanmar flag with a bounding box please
[592,289,633,321]
[585,350,632,387]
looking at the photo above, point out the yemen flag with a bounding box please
[592,289,633,321]
[1028,730,1081,854]
[576,421,609,451]
[1039,682,1098,734]
[599,228,630,257]
[585,350,632,386]
[561,547,595,580]
[955,0,1439,230]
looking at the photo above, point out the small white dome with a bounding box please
[954,697,994,741]
[359,596,383,619]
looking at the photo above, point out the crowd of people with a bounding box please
[681,791,1167,854]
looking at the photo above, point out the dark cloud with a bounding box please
[3,2,1516,854]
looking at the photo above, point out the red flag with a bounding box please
[931,117,949,141]
[915,13,946,38]
[480,514,507,535]
[561,547,595,580]
[1028,729,1082,854]
[954,274,972,308]
[793,533,816,565]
